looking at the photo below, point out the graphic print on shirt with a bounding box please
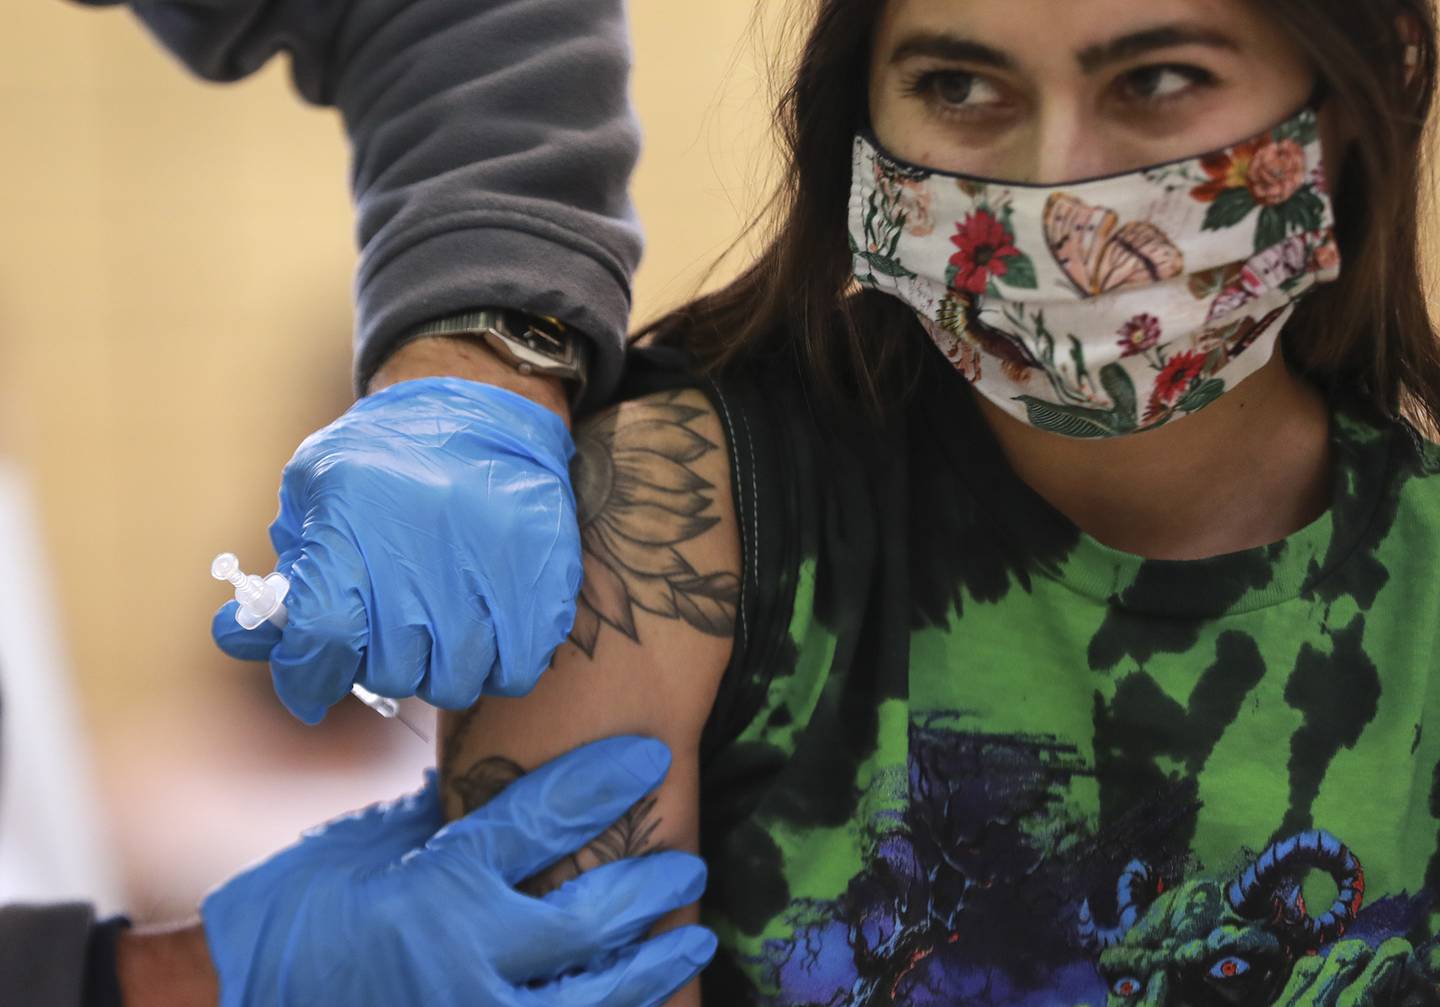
[738,716,1440,1007]
[689,363,1440,1007]
[1081,829,1439,1006]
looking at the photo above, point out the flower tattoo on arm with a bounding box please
[568,391,739,657]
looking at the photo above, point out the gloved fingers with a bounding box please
[357,613,429,700]
[269,627,364,725]
[211,601,282,661]
[416,594,498,709]
[425,736,673,885]
[350,547,438,699]
[297,770,443,859]
[267,502,303,563]
[500,853,708,983]
[523,925,718,1007]
[266,477,315,571]
[482,508,582,699]
[267,523,369,724]
[272,544,303,581]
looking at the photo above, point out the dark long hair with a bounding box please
[640,0,1440,428]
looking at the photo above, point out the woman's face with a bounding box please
[868,0,1322,182]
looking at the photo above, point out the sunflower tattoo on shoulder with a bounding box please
[568,390,739,657]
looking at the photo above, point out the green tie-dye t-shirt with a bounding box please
[645,344,1440,1007]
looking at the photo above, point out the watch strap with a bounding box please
[409,308,591,408]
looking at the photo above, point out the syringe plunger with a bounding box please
[211,552,287,631]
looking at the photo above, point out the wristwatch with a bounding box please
[407,308,591,408]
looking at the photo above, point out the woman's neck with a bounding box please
[974,353,1334,561]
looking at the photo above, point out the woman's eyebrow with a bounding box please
[887,31,1014,70]
[886,24,1239,73]
[1077,25,1242,73]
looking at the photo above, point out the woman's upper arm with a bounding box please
[438,387,739,890]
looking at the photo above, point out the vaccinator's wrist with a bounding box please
[367,335,573,429]
[115,923,219,1007]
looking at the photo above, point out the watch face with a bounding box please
[483,323,584,380]
[520,322,569,358]
[412,310,587,397]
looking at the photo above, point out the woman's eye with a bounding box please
[907,71,1006,113]
[1120,65,1214,102]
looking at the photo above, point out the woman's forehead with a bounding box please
[875,0,1277,65]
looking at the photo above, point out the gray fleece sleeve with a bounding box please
[75,0,643,404]
[0,903,95,1005]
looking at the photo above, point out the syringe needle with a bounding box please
[394,709,432,743]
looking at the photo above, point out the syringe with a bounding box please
[210,553,430,742]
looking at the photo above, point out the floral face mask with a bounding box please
[848,105,1341,437]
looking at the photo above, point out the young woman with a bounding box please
[440,0,1440,1003]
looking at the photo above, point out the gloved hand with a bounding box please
[212,377,581,722]
[202,736,716,1006]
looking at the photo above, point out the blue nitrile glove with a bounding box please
[211,377,581,722]
[201,736,716,1006]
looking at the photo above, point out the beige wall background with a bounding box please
[1,1,783,918]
